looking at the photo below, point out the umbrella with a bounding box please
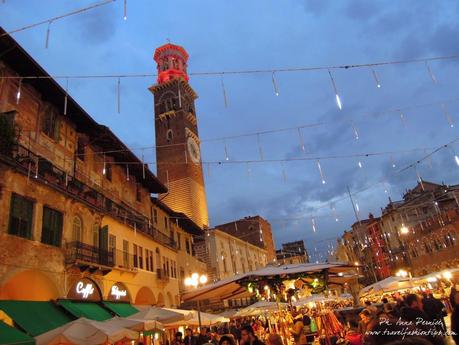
[182,262,357,302]
[163,308,229,326]
[34,317,138,345]
[130,306,190,324]
[359,276,415,298]
[103,316,163,332]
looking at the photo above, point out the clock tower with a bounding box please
[149,43,209,229]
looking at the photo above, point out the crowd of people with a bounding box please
[168,287,459,345]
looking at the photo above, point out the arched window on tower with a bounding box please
[166,129,173,143]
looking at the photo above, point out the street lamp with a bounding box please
[185,273,207,330]
[400,224,409,235]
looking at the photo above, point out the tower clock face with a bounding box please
[187,136,201,163]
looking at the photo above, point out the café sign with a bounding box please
[108,282,130,302]
[67,278,102,301]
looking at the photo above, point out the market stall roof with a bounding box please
[102,302,138,317]
[0,301,74,337]
[57,300,113,321]
[163,308,229,326]
[0,321,35,345]
[103,316,163,332]
[34,317,138,345]
[359,276,415,298]
[130,306,189,324]
[234,301,287,317]
[182,262,357,302]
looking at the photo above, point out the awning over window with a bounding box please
[57,300,112,321]
[0,321,36,345]
[102,302,138,317]
[0,301,73,337]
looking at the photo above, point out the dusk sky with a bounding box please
[2,0,459,260]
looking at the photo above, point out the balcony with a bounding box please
[66,241,114,274]
[4,144,178,251]
[156,268,170,283]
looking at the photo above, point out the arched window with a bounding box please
[72,216,83,242]
[166,129,173,143]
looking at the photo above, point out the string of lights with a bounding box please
[2,53,459,80]
[0,0,116,38]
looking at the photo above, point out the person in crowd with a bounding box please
[184,328,197,345]
[240,325,265,345]
[197,327,211,345]
[358,309,378,336]
[401,294,445,345]
[266,334,283,345]
[290,314,306,345]
[423,293,446,332]
[219,335,236,345]
[344,320,363,345]
[173,332,184,345]
[229,321,241,343]
[452,290,459,345]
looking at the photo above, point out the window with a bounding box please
[41,104,59,140]
[149,250,154,271]
[177,233,181,250]
[153,209,158,224]
[166,129,173,143]
[76,137,85,161]
[8,193,34,239]
[108,235,116,253]
[92,224,99,247]
[41,207,63,247]
[139,246,144,269]
[72,216,83,242]
[123,240,129,267]
[104,162,112,181]
[145,249,150,271]
[164,217,168,230]
[185,239,191,255]
[166,258,170,277]
[136,184,141,202]
[133,244,138,268]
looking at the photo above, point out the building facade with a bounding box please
[214,216,276,262]
[276,240,309,265]
[336,180,459,281]
[0,29,205,306]
[149,43,209,229]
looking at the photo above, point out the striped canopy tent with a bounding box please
[234,301,288,317]
[182,262,357,302]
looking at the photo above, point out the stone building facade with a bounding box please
[0,28,205,306]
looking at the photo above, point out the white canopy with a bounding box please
[130,306,189,324]
[359,276,416,298]
[234,301,287,317]
[182,262,356,302]
[104,316,163,332]
[164,308,229,326]
[34,317,138,345]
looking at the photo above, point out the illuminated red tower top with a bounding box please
[154,43,189,84]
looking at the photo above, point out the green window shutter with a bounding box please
[41,207,63,247]
[8,193,33,239]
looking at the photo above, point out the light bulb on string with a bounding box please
[63,78,69,115]
[328,69,342,110]
[330,204,339,222]
[123,0,127,20]
[220,74,228,108]
[102,154,106,175]
[126,164,130,181]
[224,140,230,161]
[352,123,359,141]
[141,149,146,179]
[117,77,121,113]
[316,159,326,184]
[358,160,363,169]
[298,128,306,153]
[399,112,406,126]
[45,20,52,49]
[271,72,279,96]
[425,61,437,84]
[415,165,424,191]
[441,103,454,128]
[311,218,317,233]
[371,68,381,88]
[447,145,459,167]
[16,78,22,104]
